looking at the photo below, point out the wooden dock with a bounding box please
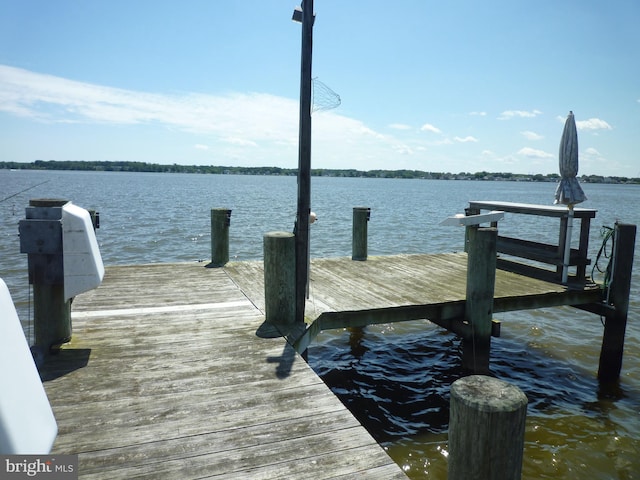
[41,262,408,479]
[40,253,603,478]
[225,252,602,350]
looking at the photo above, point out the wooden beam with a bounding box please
[468,200,597,219]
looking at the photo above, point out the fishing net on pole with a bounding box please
[312,77,341,113]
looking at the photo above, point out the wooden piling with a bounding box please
[352,207,370,261]
[448,375,528,480]
[20,198,72,355]
[598,222,636,383]
[33,285,72,353]
[210,208,231,267]
[257,231,296,338]
[462,227,498,373]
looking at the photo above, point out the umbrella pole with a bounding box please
[562,205,574,283]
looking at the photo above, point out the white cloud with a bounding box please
[454,136,478,143]
[388,123,412,130]
[427,138,454,146]
[420,123,443,134]
[580,147,608,170]
[221,137,258,147]
[194,144,209,150]
[469,111,487,116]
[576,118,612,131]
[393,144,414,155]
[498,109,542,120]
[584,147,601,156]
[517,147,554,159]
[357,125,386,139]
[0,64,298,141]
[520,130,543,140]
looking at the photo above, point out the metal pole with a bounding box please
[295,0,313,324]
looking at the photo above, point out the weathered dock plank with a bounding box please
[42,262,407,479]
[224,253,601,322]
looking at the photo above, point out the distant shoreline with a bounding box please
[1,160,637,184]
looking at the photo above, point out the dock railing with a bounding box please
[467,201,597,284]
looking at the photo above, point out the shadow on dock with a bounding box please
[266,342,297,379]
[39,348,91,381]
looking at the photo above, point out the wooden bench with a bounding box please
[467,201,597,283]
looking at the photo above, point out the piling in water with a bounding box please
[448,375,528,480]
[462,226,497,373]
[598,222,636,383]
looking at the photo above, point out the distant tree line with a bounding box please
[1,160,638,184]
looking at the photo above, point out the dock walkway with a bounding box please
[41,253,602,478]
[42,261,408,479]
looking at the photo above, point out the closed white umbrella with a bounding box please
[554,111,586,283]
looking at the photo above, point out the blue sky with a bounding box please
[1,0,638,176]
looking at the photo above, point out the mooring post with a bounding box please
[463,226,498,373]
[210,208,231,267]
[18,199,71,356]
[598,222,636,383]
[257,231,296,338]
[448,375,528,480]
[352,206,370,261]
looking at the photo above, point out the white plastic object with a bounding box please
[0,278,58,453]
[62,202,104,301]
[440,210,505,227]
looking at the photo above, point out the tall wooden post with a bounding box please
[352,207,370,261]
[210,208,231,267]
[449,375,528,479]
[598,222,636,383]
[462,227,498,373]
[257,231,296,338]
[294,0,314,324]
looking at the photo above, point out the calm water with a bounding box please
[1,170,639,479]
